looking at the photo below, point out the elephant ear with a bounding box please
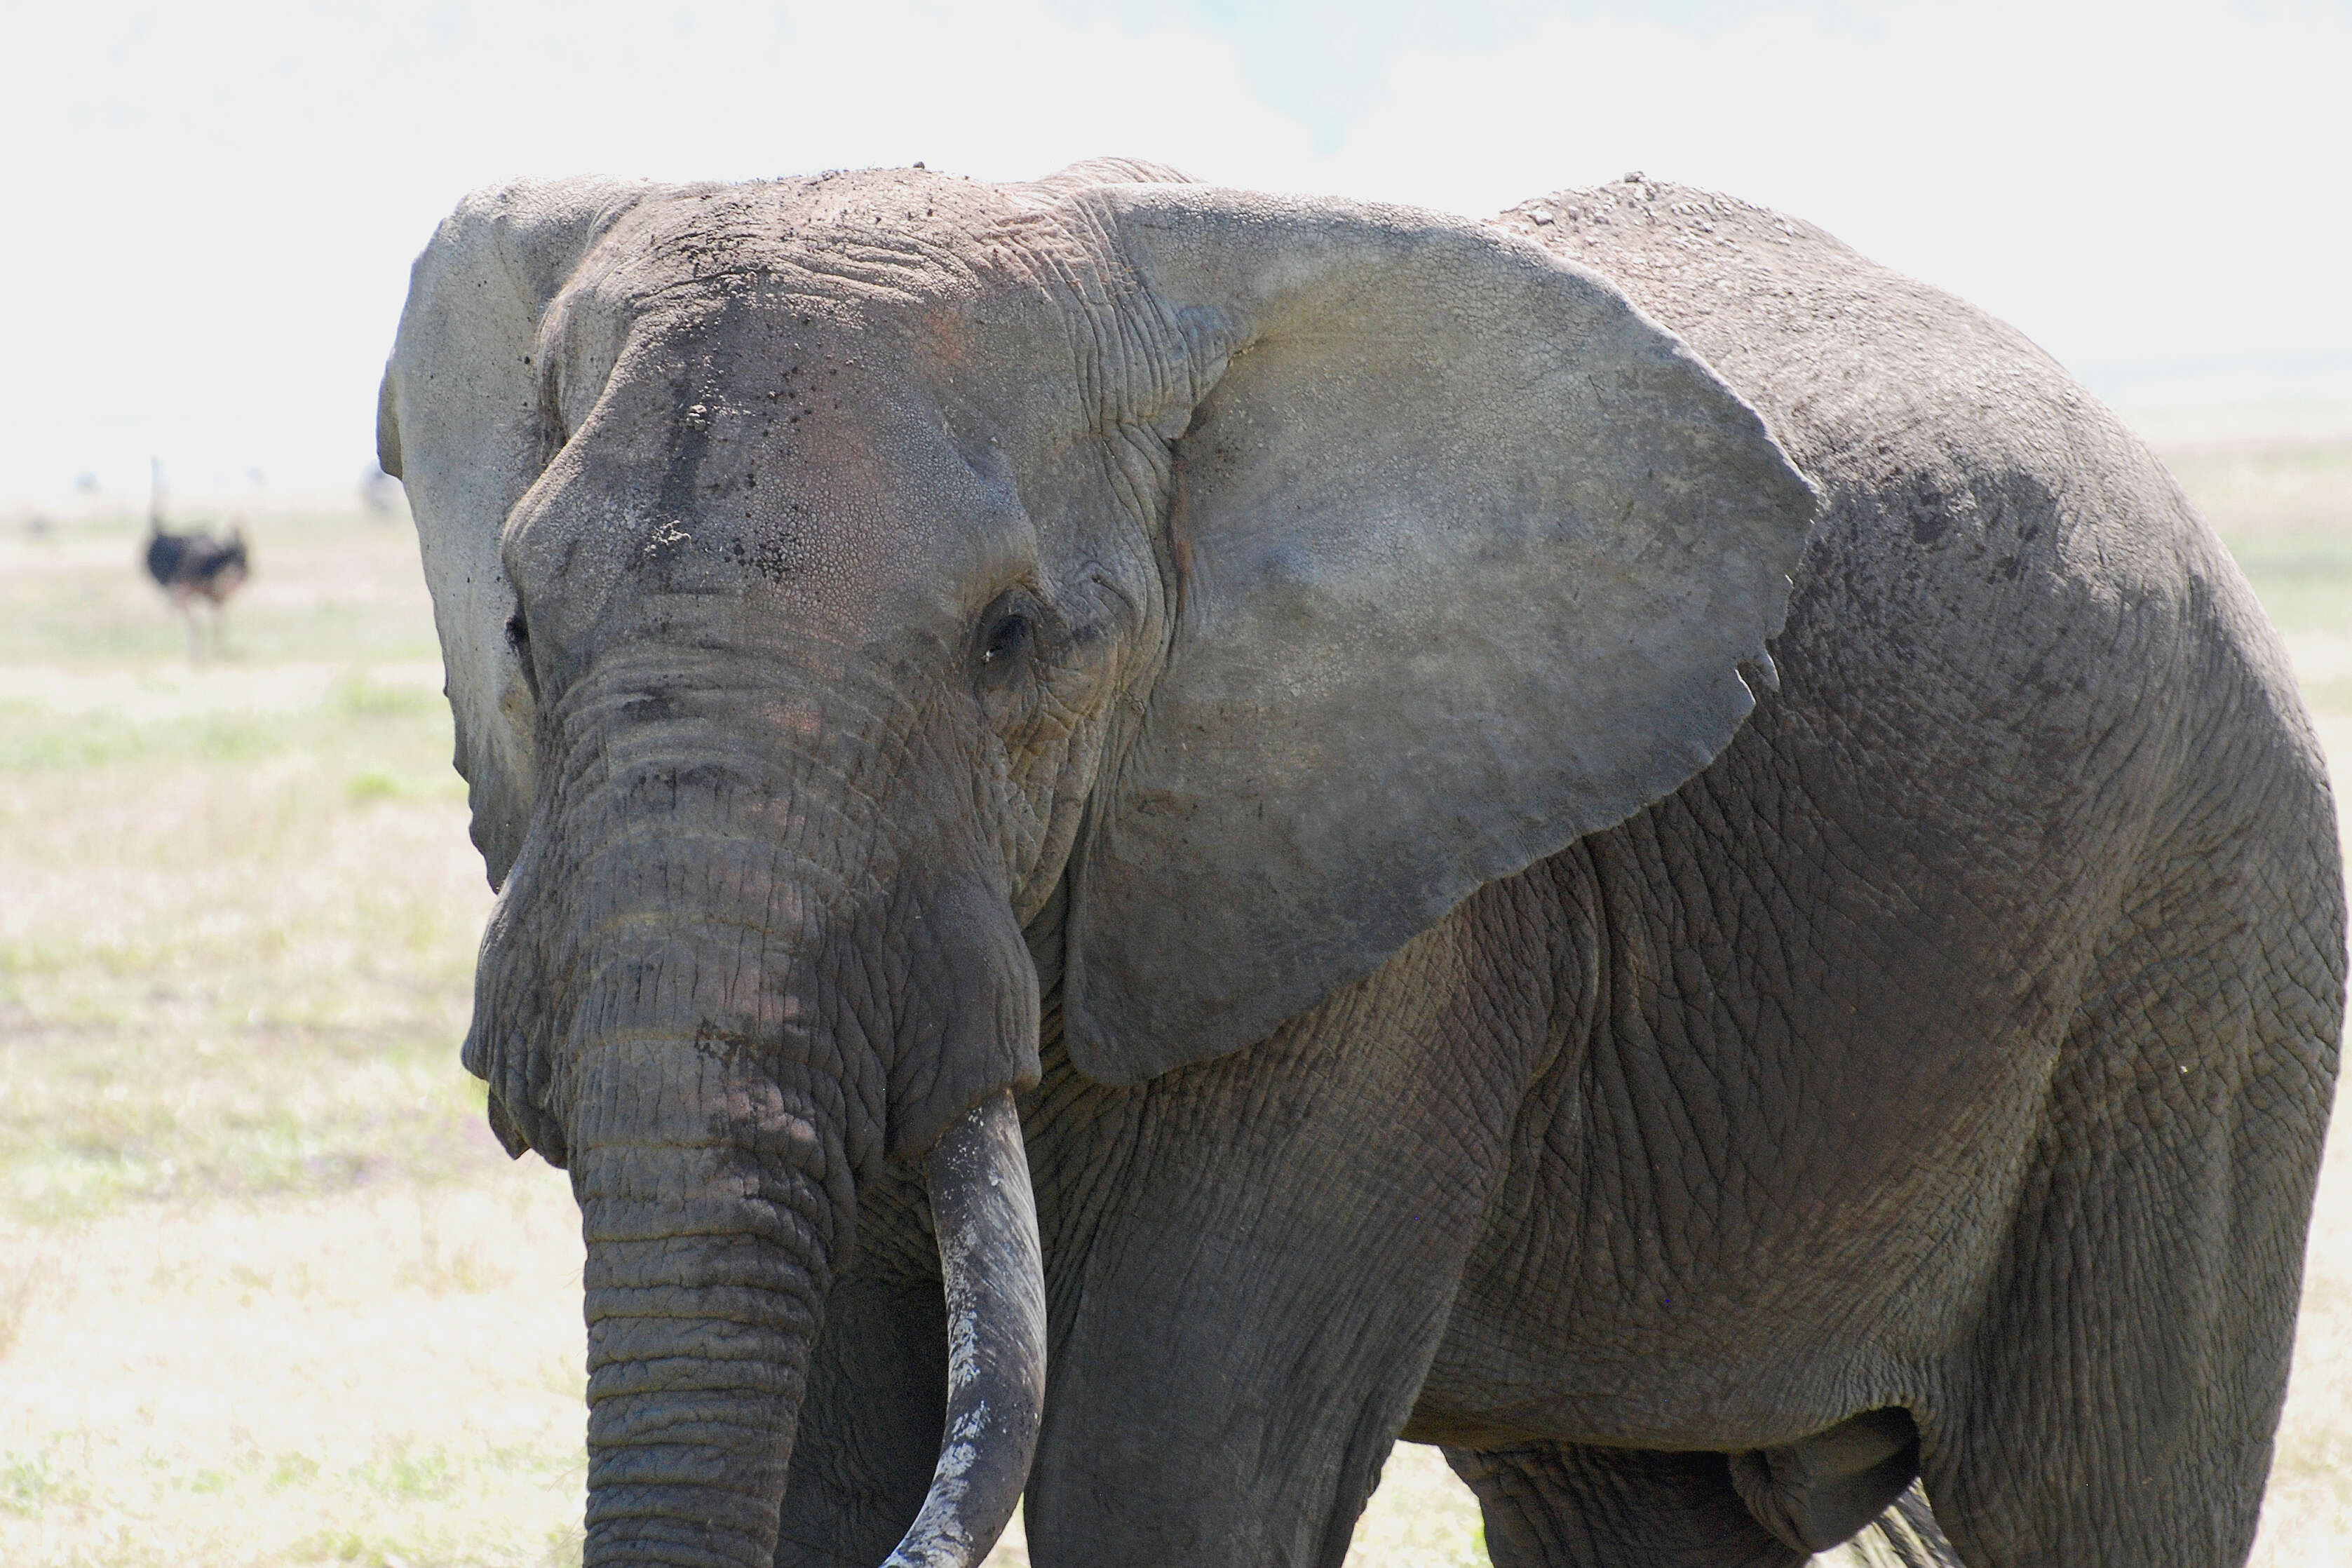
[1058,186,1818,1086]
[378,177,651,888]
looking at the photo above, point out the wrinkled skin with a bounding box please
[379,161,2345,1568]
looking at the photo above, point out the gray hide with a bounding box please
[1061,185,1819,1084]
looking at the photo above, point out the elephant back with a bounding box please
[1497,177,2328,841]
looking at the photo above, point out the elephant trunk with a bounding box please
[506,779,1043,1567]
[574,1089,1044,1568]
[577,1124,831,1566]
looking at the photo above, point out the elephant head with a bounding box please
[378,158,1815,1568]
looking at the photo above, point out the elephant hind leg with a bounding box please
[1927,775,2341,1567]
[1444,1441,1804,1568]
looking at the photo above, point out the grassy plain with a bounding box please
[0,410,2344,1567]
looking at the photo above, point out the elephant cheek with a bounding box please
[882,865,1045,1159]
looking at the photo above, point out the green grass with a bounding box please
[2175,438,2352,641]
[0,509,583,1565]
[0,417,2344,1565]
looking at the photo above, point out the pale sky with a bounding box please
[4,0,2347,508]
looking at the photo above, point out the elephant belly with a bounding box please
[1403,718,2126,1452]
[1406,1158,2015,1454]
[1406,1072,2032,1454]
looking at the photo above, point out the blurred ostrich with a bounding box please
[142,459,249,659]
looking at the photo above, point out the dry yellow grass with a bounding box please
[0,412,2344,1567]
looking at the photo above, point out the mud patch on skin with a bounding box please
[642,518,694,564]
[691,1020,762,1063]
[731,506,811,584]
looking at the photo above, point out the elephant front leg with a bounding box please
[1025,1198,1457,1567]
[1022,914,1549,1568]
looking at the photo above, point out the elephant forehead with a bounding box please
[568,175,1091,358]
[508,179,1139,649]
[557,175,1133,439]
[506,316,1040,665]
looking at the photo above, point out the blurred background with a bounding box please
[1,1,2345,1563]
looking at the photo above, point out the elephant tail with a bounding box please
[1818,1485,1961,1568]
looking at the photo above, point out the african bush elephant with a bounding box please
[377,158,2345,1568]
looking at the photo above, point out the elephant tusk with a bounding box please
[883,1089,1048,1568]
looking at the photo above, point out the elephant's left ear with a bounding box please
[379,177,654,888]
[1058,185,1818,1086]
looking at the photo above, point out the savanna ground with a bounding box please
[1,407,2346,1567]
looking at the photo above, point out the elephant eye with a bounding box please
[987,611,1034,668]
[508,608,541,702]
[975,595,1039,693]
[982,614,1029,665]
